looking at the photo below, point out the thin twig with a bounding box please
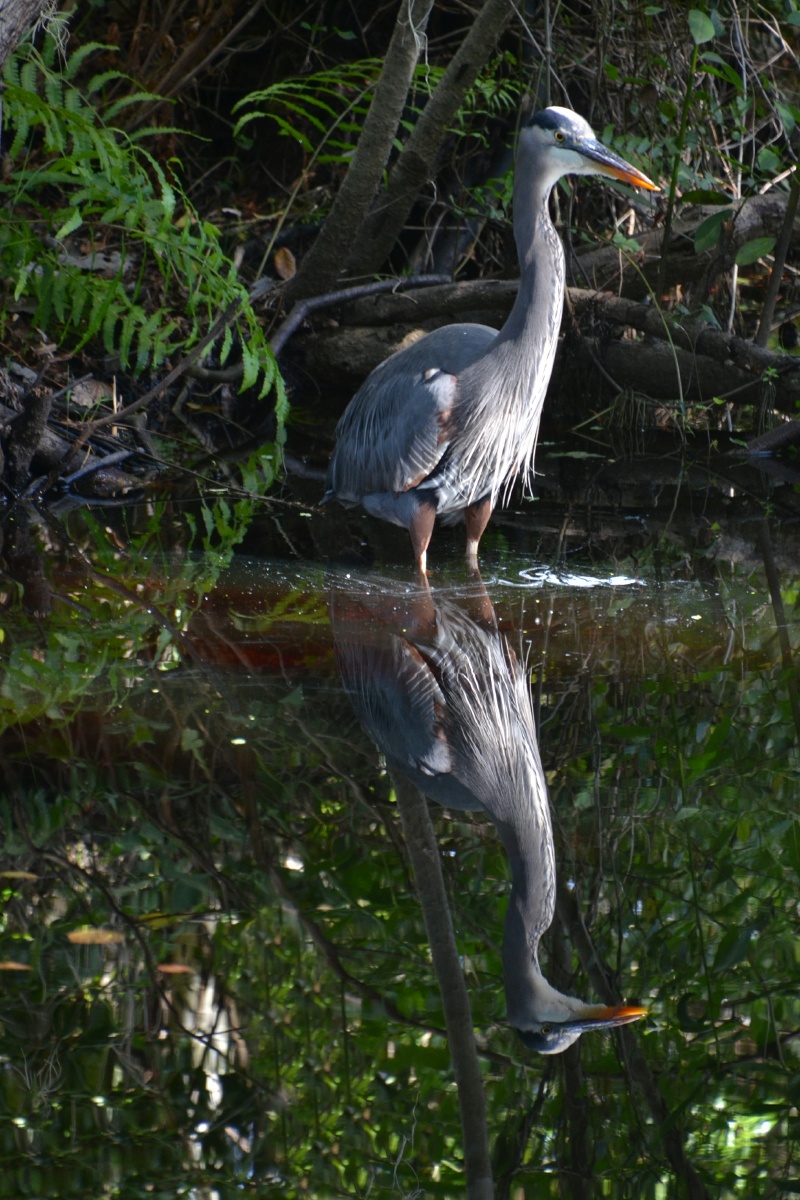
[270,274,452,356]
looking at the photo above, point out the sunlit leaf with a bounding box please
[688,9,715,43]
[67,927,125,944]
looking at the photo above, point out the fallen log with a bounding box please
[571,190,799,299]
[0,394,138,497]
[297,279,800,413]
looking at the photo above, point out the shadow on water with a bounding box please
[1,435,800,1197]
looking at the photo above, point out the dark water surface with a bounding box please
[1,443,800,1198]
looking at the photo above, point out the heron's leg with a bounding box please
[464,497,494,567]
[408,500,436,575]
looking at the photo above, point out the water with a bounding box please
[1,460,799,1197]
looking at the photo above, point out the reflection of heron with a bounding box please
[330,578,645,1053]
[324,108,657,572]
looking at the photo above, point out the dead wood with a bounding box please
[745,420,800,455]
[295,277,800,412]
[5,385,53,490]
[0,0,53,72]
[0,395,138,498]
[571,190,799,299]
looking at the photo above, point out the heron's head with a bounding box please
[522,106,658,194]
[512,987,647,1056]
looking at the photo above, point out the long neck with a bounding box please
[491,754,558,1027]
[454,144,566,500]
[496,144,566,352]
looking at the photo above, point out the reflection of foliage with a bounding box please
[1,537,800,1196]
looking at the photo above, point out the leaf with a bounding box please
[776,102,796,137]
[783,821,800,878]
[67,927,125,945]
[688,9,716,43]
[735,237,776,266]
[712,925,754,972]
[274,246,296,280]
[681,189,730,205]
[694,210,727,253]
[53,207,83,240]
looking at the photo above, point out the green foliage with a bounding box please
[0,35,279,401]
[233,53,522,227]
[641,4,800,207]
[233,58,389,163]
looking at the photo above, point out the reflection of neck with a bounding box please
[490,753,558,1028]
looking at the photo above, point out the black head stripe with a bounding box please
[527,109,563,132]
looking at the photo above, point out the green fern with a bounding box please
[233,53,521,218]
[232,59,395,163]
[0,34,283,420]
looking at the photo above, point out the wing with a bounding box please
[324,323,497,504]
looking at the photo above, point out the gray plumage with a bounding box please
[325,107,657,571]
[329,577,645,1053]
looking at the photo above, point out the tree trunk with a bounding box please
[0,0,53,73]
[284,0,435,303]
[347,0,518,277]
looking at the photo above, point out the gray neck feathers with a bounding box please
[453,142,566,503]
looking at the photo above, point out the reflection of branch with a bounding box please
[36,507,204,665]
[556,882,710,1200]
[241,796,447,1037]
[492,1072,551,1200]
[756,519,800,745]
[551,919,592,1200]
[287,711,415,893]
[394,774,494,1200]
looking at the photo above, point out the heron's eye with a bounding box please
[554,130,565,143]
[540,1024,553,1034]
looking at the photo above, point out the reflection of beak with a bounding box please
[565,1002,648,1032]
[578,139,659,191]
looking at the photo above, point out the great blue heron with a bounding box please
[330,577,645,1053]
[324,107,657,572]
